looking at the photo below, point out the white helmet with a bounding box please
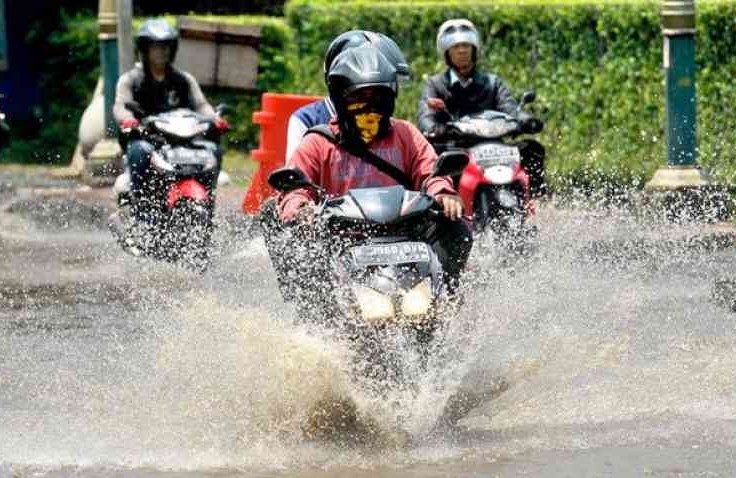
[436,19,480,65]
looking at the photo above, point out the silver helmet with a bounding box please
[436,19,480,65]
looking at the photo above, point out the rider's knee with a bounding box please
[126,140,155,169]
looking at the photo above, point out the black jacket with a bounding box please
[417,69,520,134]
[113,65,215,122]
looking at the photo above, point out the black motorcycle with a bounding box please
[265,151,468,382]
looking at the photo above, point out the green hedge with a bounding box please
[285,0,736,190]
[3,11,100,163]
[10,1,736,194]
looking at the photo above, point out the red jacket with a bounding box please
[279,119,456,221]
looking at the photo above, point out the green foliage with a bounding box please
[3,10,99,163]
[13,0,736,193]
[284,0,736,190]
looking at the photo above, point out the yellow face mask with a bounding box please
[347,102,383,143]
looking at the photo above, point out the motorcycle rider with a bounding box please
[113,18,229,219]
[417,19,547,197]
[274,46,472,297]
[284,30,411,164]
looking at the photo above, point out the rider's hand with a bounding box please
[426,97,447,111]
[119,118,140,130]
[435,194,464,221]
[214,117,231,131]
[293,202,317,225]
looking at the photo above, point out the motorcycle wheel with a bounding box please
[473,187,533,254]
[167,199,214,272]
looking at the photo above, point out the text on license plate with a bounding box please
[167,148,212,164]
[472,144,520,165]
[352,242,431,266]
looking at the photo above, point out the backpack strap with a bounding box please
[304,125,414,190]
[305,124,339,143]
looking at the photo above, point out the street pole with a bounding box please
[646,0,712,192]
[98,0,119,136]
[85,0,122,182]
[117,0,134,74]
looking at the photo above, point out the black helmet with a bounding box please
[136,19,179,63]
[370,32,411,82]
[323,30,410,84]
[327,47,398,144]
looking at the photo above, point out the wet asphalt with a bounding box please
[1,167,736,477]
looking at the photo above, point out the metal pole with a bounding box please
[117,0,134,74]
[646,0,712,192]
[662,0,697,166]
[98,0,119,136]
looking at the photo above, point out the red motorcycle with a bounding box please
[426,92,541,241]
[109,105,229,271]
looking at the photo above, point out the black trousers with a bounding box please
[427,216,473,292]
[517,139,547,198]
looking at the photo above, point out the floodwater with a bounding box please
[1,172,736,477]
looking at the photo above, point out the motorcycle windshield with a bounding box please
[150,109,210,138]
[342,186,433,224]
[454,111,518,139]
[347,186,404,224]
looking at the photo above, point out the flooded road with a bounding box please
[1,169,736,477]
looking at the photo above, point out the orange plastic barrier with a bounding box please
[241,93,323,215]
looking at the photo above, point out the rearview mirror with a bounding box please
[267,167,315,193]
[433,150,469,177]
[215,103,233,116]
[520,90,536,107]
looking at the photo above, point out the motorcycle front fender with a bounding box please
[166,178,211,209]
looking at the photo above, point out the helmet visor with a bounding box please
[441,30,479,51]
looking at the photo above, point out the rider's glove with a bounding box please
[518,112,544,134]
[435,193,464,221]
[214,117,232,131]
[119,118,140,130]
[426,97,447,111]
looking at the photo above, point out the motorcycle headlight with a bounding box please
[150,151,174,172]
[401,279,432,317]
[353,286,395,323]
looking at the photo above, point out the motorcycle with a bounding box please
[266,151,469,382]
[427,92,542,242]
[108,104,229,271]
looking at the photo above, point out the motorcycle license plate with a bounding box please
[472,143,520,166]
[166,147,213,165]
[351,242,431,267]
